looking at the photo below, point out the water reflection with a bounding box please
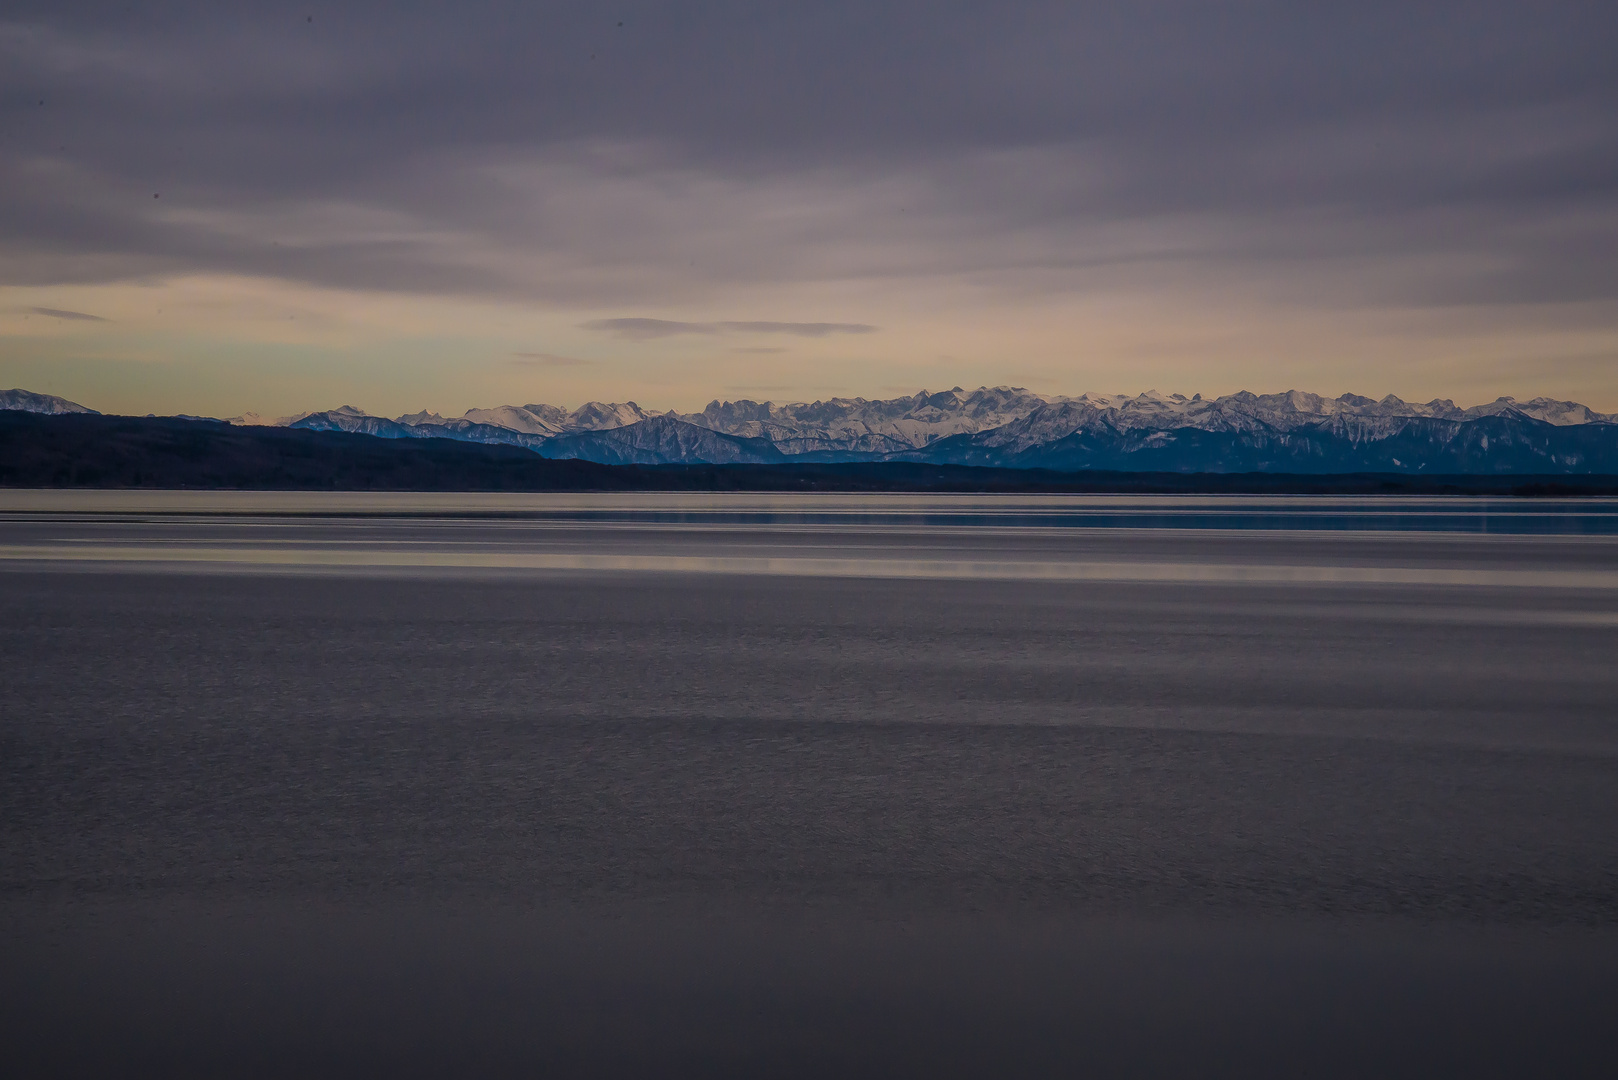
[5,490,1618,534]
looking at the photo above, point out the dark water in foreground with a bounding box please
[3,494,1617,1077]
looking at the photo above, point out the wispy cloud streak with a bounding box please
[28,307,107,321]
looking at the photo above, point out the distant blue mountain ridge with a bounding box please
[6,386,1617,473]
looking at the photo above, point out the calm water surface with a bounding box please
[4,493,1617,1077]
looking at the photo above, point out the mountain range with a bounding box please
[5,386,1617,474]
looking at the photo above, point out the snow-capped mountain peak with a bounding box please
[10,384,1614,473]
[0,389,99,415]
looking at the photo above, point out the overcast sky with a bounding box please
[3,1,1616,416]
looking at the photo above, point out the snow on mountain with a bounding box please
[1037,390,1465,434]
[220,411,309,426]
[286,406,551,452]
[394,410,448,427]
[924,389,1615,448]
[954,400,1118,452]
[913,408,1618,474]
[395,400,658,436]
[678,386,1052,452]
[537,414,785,465]
[12,383,1612,472]
[1460,396,1612,425]
[442,387,1617,451]
[289,405,421,439]
[1,388,98,415]
[297,389,1616,457]
[562,401,663,430]
[458,405,567,435]
[215,385,1611,474]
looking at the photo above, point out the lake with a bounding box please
[4,492,1616,1077]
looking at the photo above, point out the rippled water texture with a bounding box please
[3,493,1617,1077]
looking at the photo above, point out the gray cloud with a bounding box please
[580,319,715,339]
[0,2,1614,313]
[583,319,876,339]
[28,306,107,321]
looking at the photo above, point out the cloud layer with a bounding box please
[2,1,1616,413]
